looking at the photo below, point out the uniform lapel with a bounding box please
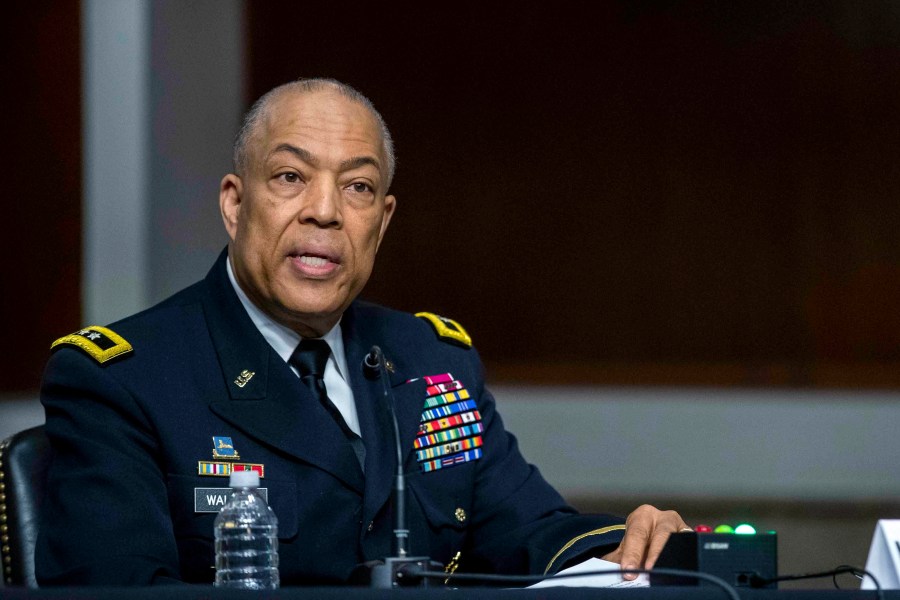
[342,304,429,526]
[201,251,364,494]
[389,369,429,474]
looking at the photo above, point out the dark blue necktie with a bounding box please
[289,339,365,471]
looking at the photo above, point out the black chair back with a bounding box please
[0,425,50,588]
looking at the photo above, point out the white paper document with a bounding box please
[527,558,650,588]
[863,519,900,590]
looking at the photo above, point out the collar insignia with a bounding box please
[234,369,255,388]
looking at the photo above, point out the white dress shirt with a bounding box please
[226,258,361,436]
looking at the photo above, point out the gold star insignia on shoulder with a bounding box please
[416,312,472,348]
[51,325,133,364]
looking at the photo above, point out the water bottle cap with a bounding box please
[229,470,260,488]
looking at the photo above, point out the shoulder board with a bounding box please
[50,325,133,365]
[415,312,472,348]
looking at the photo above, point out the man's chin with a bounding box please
[271,300,346,337]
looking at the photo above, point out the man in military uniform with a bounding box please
[36,78,687,586]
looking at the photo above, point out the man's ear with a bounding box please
[376,194,397,252]
[220,173,243,241]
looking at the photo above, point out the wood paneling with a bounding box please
[245,1,900,387]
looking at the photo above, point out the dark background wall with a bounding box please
[247,0,900,388]
[7,1,900,392]
[5,2,82,392]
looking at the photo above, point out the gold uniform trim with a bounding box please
[415,312,472,348]
[51,325,133,364]
[543,524,627,575]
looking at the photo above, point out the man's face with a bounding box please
[220,89,396,337]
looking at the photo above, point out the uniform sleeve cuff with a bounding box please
[543,524,627,575]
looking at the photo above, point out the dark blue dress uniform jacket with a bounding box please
[36,250,626,586]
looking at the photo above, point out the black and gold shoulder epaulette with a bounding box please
[415,312,472,348]
[50,325,133,365]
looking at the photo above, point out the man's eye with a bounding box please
[278,172,301,183]
[349,182,372,193]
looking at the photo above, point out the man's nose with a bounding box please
[299,180,342,227]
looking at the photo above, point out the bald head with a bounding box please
[232,78,396,188]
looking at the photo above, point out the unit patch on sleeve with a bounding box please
[414,373,484,473]
[50,325,133,364]
[415,313,472,348]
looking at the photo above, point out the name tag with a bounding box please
[194,487,269,513]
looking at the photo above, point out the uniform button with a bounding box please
[367,521,374,532]
[455,508,467,523]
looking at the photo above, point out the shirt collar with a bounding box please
[226,256,349,381]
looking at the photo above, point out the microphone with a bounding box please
[353,346,442,588]
[370,345,409,558]
[363,349,380,380]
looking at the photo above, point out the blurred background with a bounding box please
[4,0,900,588]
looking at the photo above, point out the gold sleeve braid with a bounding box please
[543,524,628,575]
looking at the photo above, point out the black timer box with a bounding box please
[650,532,778,588]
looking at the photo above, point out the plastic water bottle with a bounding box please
[214,470,279,589]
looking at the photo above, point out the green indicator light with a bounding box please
[767,530,777,535]
[714,524,734,533]
[734,524,756,535]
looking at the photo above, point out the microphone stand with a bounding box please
[362,346,443,588]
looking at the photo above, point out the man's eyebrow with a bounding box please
[268,143,317,165]
[268,144,381,175]
[339,155,382,174]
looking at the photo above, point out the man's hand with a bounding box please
[601,504,689,580]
